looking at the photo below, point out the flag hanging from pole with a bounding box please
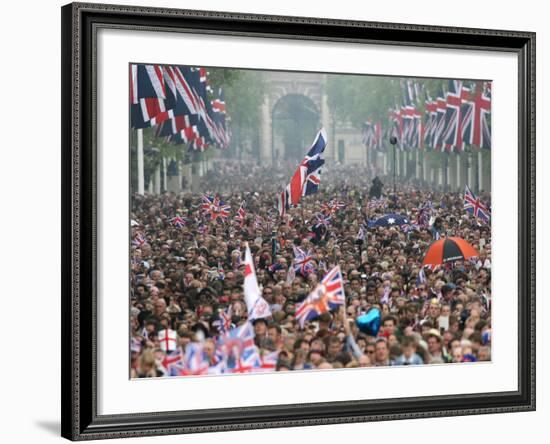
[277,128,327,216]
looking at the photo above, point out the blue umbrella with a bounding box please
[369,213,411,228]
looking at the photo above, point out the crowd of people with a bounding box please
[129,160,491,378]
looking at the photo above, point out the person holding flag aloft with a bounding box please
[294,265,346,329]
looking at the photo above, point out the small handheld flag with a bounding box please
[158,329,178,352]
[202,195,231,222]
[294,265,346,328]
[171,216,187,228]
[235,201,246,225]
[293,245,315,276]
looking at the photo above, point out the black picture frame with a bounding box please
[61,2,536,440]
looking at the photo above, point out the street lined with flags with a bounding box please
[129,69,493,379]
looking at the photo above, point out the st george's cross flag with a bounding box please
[294,265,346,328]
[243,244,272,320]
[158,328,178,352]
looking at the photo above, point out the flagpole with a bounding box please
[137,128,145,195]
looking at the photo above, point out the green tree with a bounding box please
[220,69,265,159]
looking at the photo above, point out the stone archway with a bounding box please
[271,94,320,162]
[260,71,332,164]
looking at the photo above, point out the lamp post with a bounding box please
[389,136,398,199]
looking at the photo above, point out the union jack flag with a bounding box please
[362,120,374,147]
[458,85,474,151]
[171,216,186,228]
[213,306,233,334]
[278,128,327,217]
[130,64,168,129]
[321,200,345,215]
[234,201,246,225]
[463,185,490,223]
[314,213,332,228]
[294,265,346,328]
[132,232,147,248]
[230,351,262,374]
[258,350,280,372]
[218,322,259,372]
[207,357,228,375]
[423,92,438,149]
[162,348,184,374]
[417,201,434,228]
[362,120,383,151]
[356,224,366,241]
[402,80,422,149]
[367,197,386,211]
[201,195,231,221]
[432,87,447,150]
[293,245,315,276]
[442,80,470,152]
[469,82,492,149]
[389,105,404,149]
[180,342,209,376]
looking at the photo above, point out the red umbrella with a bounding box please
[422,237,479,267]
